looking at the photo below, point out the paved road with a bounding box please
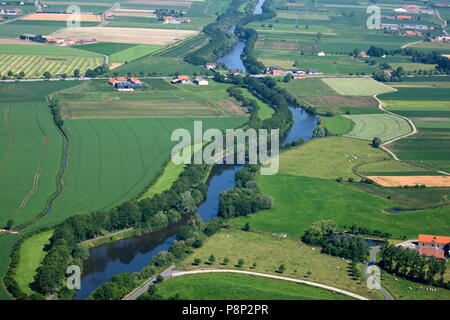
[364,248,394,300]
[123,265,175,300]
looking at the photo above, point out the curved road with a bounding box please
[124,267,369,300]
[364,248,394,300]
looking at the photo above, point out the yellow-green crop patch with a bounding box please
[0,54,103,78]
[321,78,396,96]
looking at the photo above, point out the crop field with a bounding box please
[15,230,53,295]
[380,87,450,101]
[343,114,412,143]
[0,21,99,39]
[55,79,245,118]
[108,44,164,62]
[182,229,382,300]
[72,42,136,55]
[321,78,396,96]
[0,54,103,78]
[157,34,208,58]
[155,273,352,300]
[368,175,450,188]
[46,27,198,45]
[32,116,247,229]
[0,102,64,228]
[0,44,101,56]
[280,78,338,97]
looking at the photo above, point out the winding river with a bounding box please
[74,0,318,299]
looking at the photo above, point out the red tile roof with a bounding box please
[418,234,450,244]
[397,15,412,20]
[178,75,189,80]
[116,77,127,82]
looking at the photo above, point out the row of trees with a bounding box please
[379,245,448,287]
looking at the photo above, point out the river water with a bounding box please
[75,0,317,299]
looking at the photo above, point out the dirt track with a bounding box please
[368,175,450,187]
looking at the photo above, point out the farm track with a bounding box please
[0,106,13,177]
[18,106,48,210]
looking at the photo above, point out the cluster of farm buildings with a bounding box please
[399,234,450,259]
[19,33,96,46]
[108,77,147,91]
[171,75,209,85]
[267,65,321,77]
[163,16,191,24]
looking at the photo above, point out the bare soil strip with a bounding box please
[46,27,198,45]
[18,106,48,210]
[109,62,124,70]
[368,175,450,187]
[0,106,13,177]
[0,38,45,45]
[22,13,102,22]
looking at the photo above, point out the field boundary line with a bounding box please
[0,106,14,177]
[170,269,370,300]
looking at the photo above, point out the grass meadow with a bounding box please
[15,230,53,295]
[155,272,353,300]
[321,116,353,135]
[181,229,383,300]
[0,235,20,300]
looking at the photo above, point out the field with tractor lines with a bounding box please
[32,116,248,229]
[321,78,396,96]
[0,54,103,78]
[0,102,64,228]
[343,114,412,143]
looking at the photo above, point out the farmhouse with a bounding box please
[381,23,399,30]
[163,16,190,24]
[267,66,304,78]
[405,30,422,36]
[20,33,39,41]
[358,51,369,58]
[397,15,412,20]
[0,7,21,15]
[194,77,209,85]
[171,75,192,85]
[206,62,216,70]
[317,51,326,56]
[393,8,408,13]
[109,77,147,90]
[418,234,450,258]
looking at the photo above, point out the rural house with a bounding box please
[171,75,192,85]
[206,62,217,70]
[317,51,326,56]
[418,234,450,258]
[109,77,147,90]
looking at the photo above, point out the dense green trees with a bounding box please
[372,137,381,148]
[380,245,448,287]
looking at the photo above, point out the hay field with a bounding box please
[22,13,102,22]
[46,27,198,45]
[368,175,450,187]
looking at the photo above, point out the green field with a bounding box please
[55,79,245,119]
[32,117,247,229]
[321,78,396,96]
[108,44,164,63]
[0,235,20,300]
[321,116,353,135]
[0,102,64,228]
[0,44,103,78]
[15,230,53,295]
[0,20,99,38]
[230,137,450,238]
[182,229,382,300]
[241,88,274,120]
[343,114,412,143]
[280,78,338,97]
[154,272,353,300]
[72,42,137,56]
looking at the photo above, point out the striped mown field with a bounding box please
[0,54,103,78]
